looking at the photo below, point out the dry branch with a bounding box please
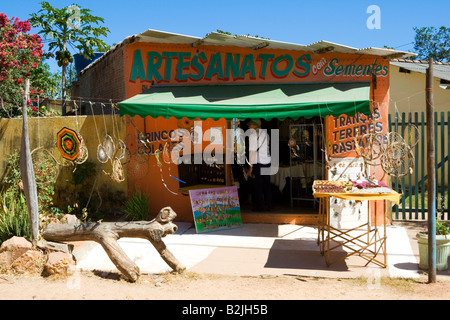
[42,206,185,282]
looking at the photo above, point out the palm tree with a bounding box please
[30,2,110,115]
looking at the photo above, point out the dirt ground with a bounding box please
[0,269,448,300]
[1,221,449,301]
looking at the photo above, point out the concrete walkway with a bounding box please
[73,222,429,280]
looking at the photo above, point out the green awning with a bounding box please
[119,82,371,120]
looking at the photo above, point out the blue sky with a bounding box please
[2,0,450,72]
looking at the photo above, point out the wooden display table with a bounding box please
[313,190,401,268]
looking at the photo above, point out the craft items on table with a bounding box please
[350,179,395,194]
[312,180,353,194]
[313,178,397,195]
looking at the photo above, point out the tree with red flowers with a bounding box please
[0,13,43,117]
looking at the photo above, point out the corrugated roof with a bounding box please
[390,59,450,81]
[80,28,416,75]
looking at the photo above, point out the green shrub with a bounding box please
[0,192,30,244]
[123,191,149,221]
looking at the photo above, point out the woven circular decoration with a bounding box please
[57,127,81,161]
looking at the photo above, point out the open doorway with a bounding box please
[232,117,325,214]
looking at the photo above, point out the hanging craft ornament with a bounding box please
[155,149,178,195]
[354,129,384,166]
[403,123,420,148]
[88,102,108,164]
[116,139,127,161]
[103,134,115,160]
[97,144,109,163]
[74,137,88,165]
[381,148,414,177]
[57,127,82,161]
[110,102,127,162]
[163,141,173,164]
[103,157,125,183]
[100,103,116,160]
[381,131,415,177]
[70,101,88,165]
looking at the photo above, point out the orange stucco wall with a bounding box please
[122,42,391,223]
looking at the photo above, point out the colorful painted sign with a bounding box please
[326,105,387,157]
[189,186,242,233]
[130,49,389,83]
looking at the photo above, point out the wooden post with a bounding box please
[426,57,436,283]
[20,79,40,245]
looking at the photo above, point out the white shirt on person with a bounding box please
[249,128,271,165]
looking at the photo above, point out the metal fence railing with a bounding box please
[389,112,449,221]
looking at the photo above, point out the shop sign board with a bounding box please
[129,49,389,84]
[327,105,387,157]
[189,186,242,233]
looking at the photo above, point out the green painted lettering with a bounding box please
[335,64,344,76]
[272,54,293,78]
[130,49,146,81]
[240,54,256,78]
[324,58,338,76]
[147,51,162,82]
[162,52,178,81]
[355,64,363,75]
[189,52,206,80]
[344,64,355,76]
[257,53,274,78]
[224,53,240,79]
[176,52,191,81]
[206,52,224,79]
[375,64,382,75]
[293,54,311,77]
[362,64,371,76]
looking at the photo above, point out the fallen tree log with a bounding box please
[42,206,185,282]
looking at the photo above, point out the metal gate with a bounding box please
[389,112,449,221]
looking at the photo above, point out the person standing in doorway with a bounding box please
[246,119,273,212]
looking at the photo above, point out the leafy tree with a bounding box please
[28,60,57,100]
[413,26,450,62]
[30,2,110,115]
[47,62,77,100]
[0,13,43,117]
